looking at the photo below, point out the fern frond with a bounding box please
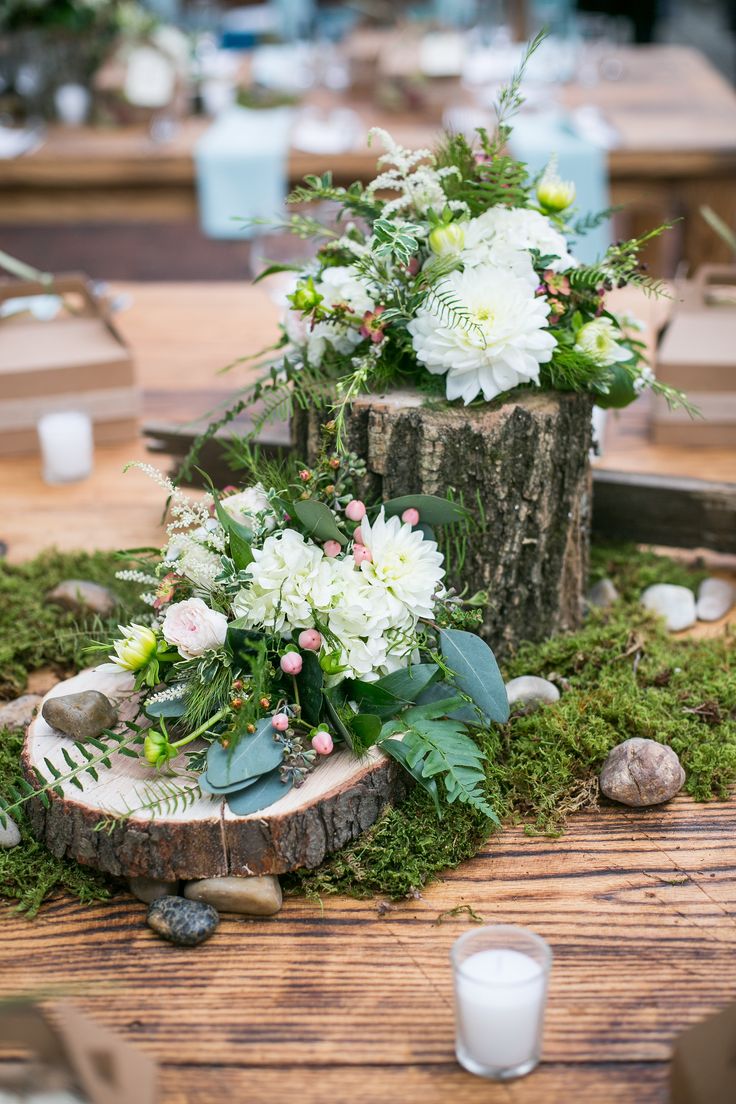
[95,775,203,832]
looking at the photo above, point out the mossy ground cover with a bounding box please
[0,545,733,913]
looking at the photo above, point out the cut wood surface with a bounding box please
[2,793,735,1102]
[22,668,405,880]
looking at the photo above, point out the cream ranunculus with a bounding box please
[408,265,556,404]
[110,623,158,671]
[162,597,228,659]
[574,318,631,367]
[221,484,276,532]
[232,529,339,633]
[358,509,445,623]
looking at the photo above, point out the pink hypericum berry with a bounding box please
[345,499,366,522]
[299,469,312,482]
[353,545,372,565]
[401,507,420,526]
[353,526,364,545]
[272,713,290,732]
[298,629,322,651]
[311,730,334,755]
[280,652,303,676]
[324,540,341,558]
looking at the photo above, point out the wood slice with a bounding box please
[22,668,408,881]
[294,387,593,656]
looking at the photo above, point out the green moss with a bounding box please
[1,543,734,912]
[0,549,146,697]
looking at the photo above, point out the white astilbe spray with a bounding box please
[125,462,211,534]
[365,128,467,217]
[115,569,159,585]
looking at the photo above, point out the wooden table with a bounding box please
[1,280,735,564]
[2,45,736,275]
[2,281,736,1102]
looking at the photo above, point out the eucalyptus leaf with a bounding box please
[206,719,285,788]
[144,693,187,719]
[292,499,346,545]
[415,681,480,724]
[199,771,263,796]
[226,768,293,816]
[440,628,509,724]
[296,651,323,726]
[382,495,468,526]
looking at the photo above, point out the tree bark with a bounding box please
[22,669,408,881]
[294,388,593,655]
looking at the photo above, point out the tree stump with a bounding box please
[22,668,408,881]
[294,388,593,654]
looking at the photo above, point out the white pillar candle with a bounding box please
[37,411,94,485]
[54,83,91,126]
[451,926,551,1081]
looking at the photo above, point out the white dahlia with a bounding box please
[463,206,577,273]
[232,530,338,633]
[358,509,444,623]
[408,265,556,404]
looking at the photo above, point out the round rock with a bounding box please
[0,694,42,731]
[599,737,685,807]
[47,579,116,618]
[640,584,696,632]
[184,875,282,917]
[0,814,21,848]
[696,577,734,622]
[587,577,620,609]
[129,876,180,905]
[42,690,117,741]
[505,675,560,710]
[147,896,219,946]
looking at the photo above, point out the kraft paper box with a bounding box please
[654,264,736,447]
[670,1000,736,1103]
[0,1000,156,1103]
[0,274,139,456]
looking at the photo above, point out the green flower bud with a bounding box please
[288,276,324,314]
[536,172,576,214]
[428,222,466,256]
[143,729,175,769]
[110,623,158,672]
[319,651,346,676]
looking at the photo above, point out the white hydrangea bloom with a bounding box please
[408,265,556,404]
[232,529,339,633]
[463,206,577,273]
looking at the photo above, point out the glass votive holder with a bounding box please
[450,924,552,1081]
[37,410,94,485]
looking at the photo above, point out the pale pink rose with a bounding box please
[162,597,228,659]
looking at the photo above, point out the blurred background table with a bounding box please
[2,45,736,279]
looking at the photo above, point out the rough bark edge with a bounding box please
[20,737,408,880]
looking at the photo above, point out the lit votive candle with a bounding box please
[37,411,94,484]
[451,925,552,1081]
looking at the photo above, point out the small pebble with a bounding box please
[587,578,620,609]
[129,876,180,904]
[640,584,696,632]
[600,737,685,807]
[696,577,734,622]
[184,874,282,917]
[505,675,560,709]
[0,694,42,730]
[0,814,21,848]
[147,895,219,946]
[47,579,116,618]
[42,690,117,741]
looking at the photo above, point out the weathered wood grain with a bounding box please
[2,795,735,1103]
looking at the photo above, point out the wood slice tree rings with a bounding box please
[294,388,593,655]
[22,668,408,881]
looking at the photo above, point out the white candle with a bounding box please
[451,926,551,1080]
[37,411,94,484]
[54,83,91,126]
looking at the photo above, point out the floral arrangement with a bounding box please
[202,34,691,454]
[0,433,509,829]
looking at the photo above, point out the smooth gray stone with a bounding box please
[600,737,685,807]
[696,577,735,622]
[0,693,42,730]
[42,690,117,741]
[129,876,180,904]
[587,577,620,608]
[0,814,21,848]
[47,579,116,618]
[147,896,219,946]
[184,875,282,917]
[505,675,560,709]
[641,584,696,632]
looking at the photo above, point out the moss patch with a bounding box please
[0,543,734,912]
